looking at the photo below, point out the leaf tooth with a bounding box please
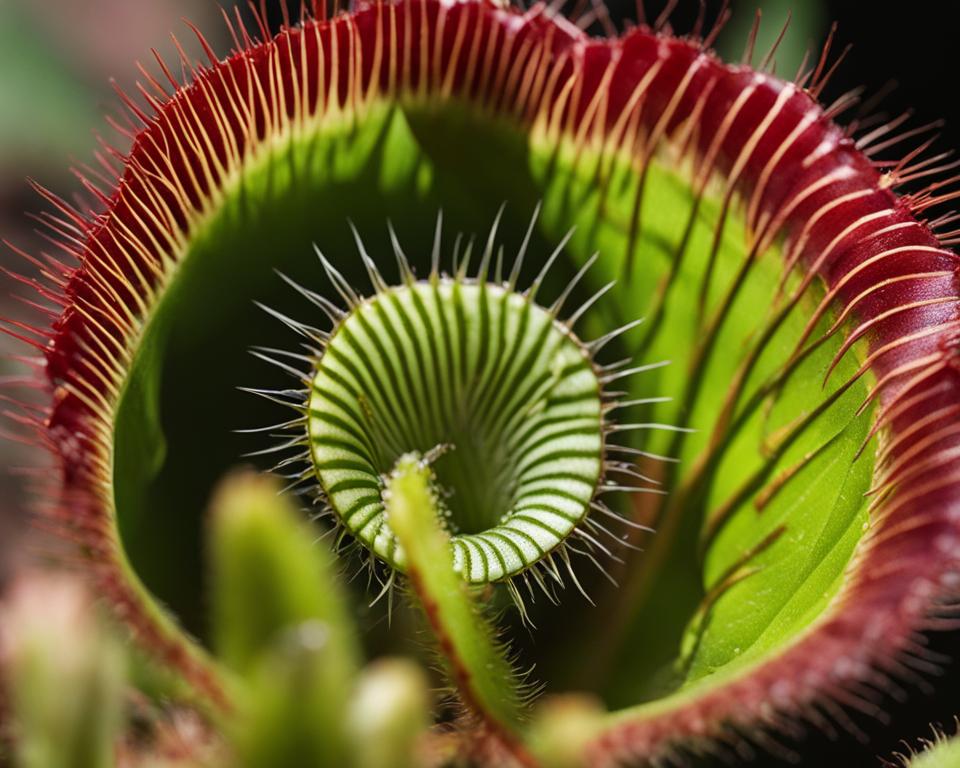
[236,385,307,410]
[275,270,344,323]
[550,252,599,317]
[604,444,679,463]
[348,219,389,294]
[477,202,506,284]
[313,244,361,307]
[249,350,310,382]
[607,421,695,435]
[583,515,643,552]
[454,236,476,281]
[526,564,559,605]
[604,462,662,486]
[241,435,306,458]
[598,483,666,496]
[250,345,314,366]
[599,359,672,384]
[603,396,672,414]
[526,226,574,302]
[381,221,415,285]
[557,545,599,602]
[590,500,656,533]
[254,300,326,341]
[588,317,645,354]
[567,280,613,328]
[493,245,505,285]
[508,201,541,292]
[572,525,618,561]
[232,416,305,435]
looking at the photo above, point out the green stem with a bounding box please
[385,453,537,766]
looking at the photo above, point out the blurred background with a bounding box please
[0,0,234,578]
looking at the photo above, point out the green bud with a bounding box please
[208,470,357,675]
[207,471,359,768]
[2,574,125,768]
[347,658,431,768]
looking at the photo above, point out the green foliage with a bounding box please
[1,473,434,768]
[8,3,953,764]
[528,696,607,768]
[102,96,886,743]
[347,660,432,768]
[209,471,358,675]
[529,139,878,704]
[235,622,354,768]
[1,576,125,768]
[209,472,359,766]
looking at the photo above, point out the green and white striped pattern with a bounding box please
[307,277,603,584]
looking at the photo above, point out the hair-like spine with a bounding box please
[246,210,663,616]
[1,1,959,764]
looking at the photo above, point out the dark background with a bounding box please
[1,1,958,765]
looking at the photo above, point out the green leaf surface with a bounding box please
[107,96,878,716]
[527,135,877,704]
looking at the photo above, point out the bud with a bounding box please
[1,573,125,768]
[347,658,431,768]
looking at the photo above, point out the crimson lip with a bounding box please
[2,1,959,762]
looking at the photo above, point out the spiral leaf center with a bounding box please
[309,278,603,583]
